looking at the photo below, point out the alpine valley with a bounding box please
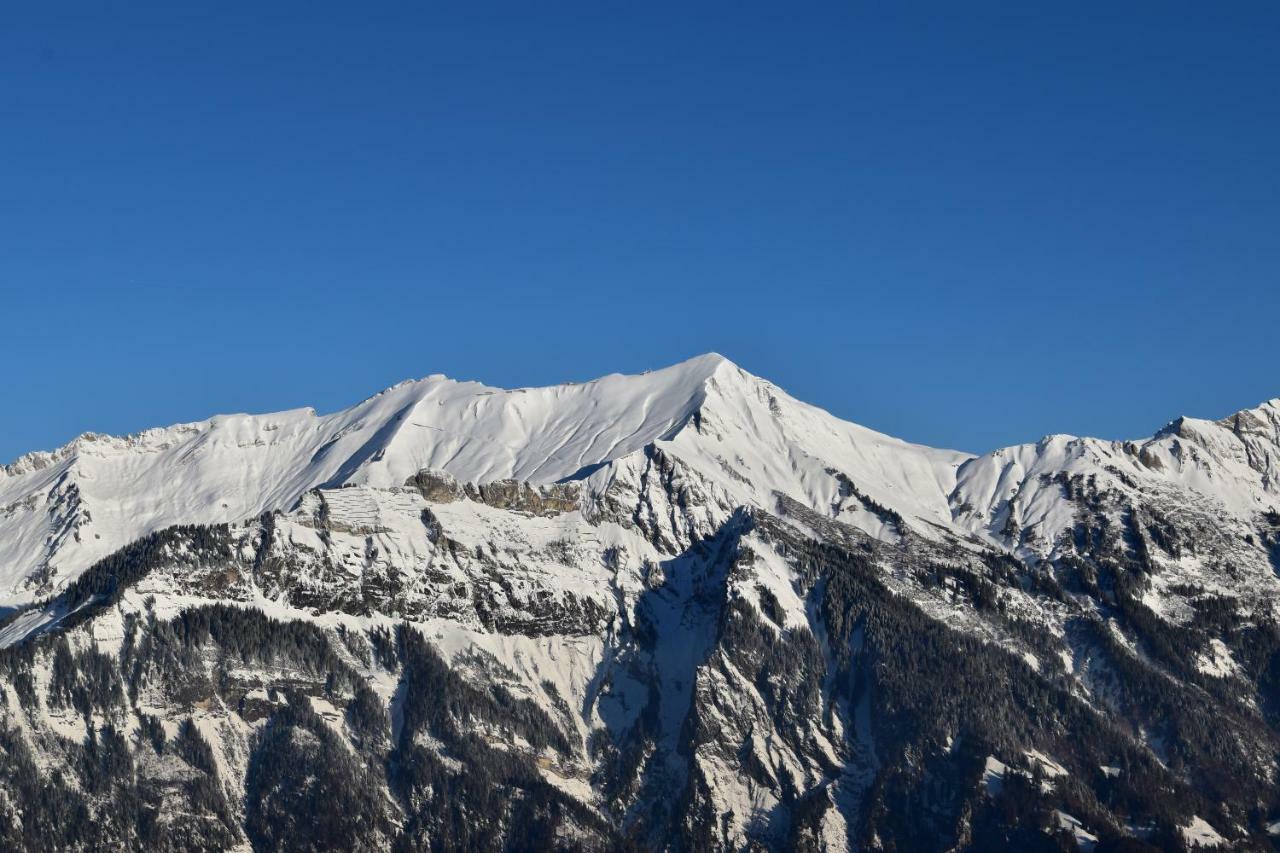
[2,353,1280,852]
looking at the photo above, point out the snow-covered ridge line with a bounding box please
[1,351,1277,608]
[2,422,210,478]
[0,355,733,601]
[1,355,731,475]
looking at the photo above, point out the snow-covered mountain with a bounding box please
[2,355,1279,851]
[0,354,969,604]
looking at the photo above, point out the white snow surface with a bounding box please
[1180,815,1227,848]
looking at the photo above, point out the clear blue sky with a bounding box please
[3,2,1278,460]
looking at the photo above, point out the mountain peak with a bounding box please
[679,350,733,371]
[553,351,736,393]
[0,356,759,602]
[2,357,1276,608]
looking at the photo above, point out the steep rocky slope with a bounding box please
[1,356,1279,851]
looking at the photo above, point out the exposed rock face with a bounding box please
[403,467,468,503]
[1,357,1280,850]
[404,468,581,516]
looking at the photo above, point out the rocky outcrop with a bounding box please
[404,468,581,516]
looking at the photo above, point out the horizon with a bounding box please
[4,3,1279,460]
[4,350,1276,465]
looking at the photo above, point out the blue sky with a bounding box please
[3,2,1278,460]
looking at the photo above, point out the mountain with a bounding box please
[0,355,967,605]
[1,354,1279,851]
